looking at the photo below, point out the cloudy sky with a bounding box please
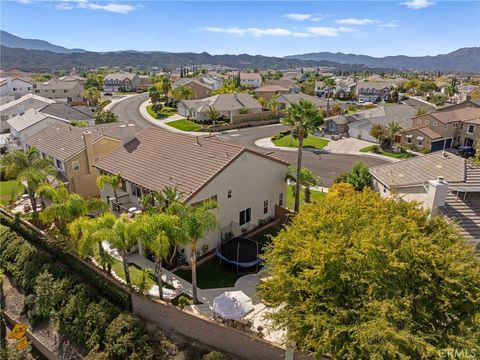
[1,0,479,57]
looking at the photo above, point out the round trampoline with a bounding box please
[216,237,263,271]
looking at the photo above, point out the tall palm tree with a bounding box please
[386,121,403,149]
[134,213,182,299]
[82,86,100,106]
[38,184,107,234]
[207,106,220,125]
[148,85,160,105]
[96,173,122,201]
[158,76,172,103]
[281,100,324,212]
[268,96,279,116]
[1,147,56,215]
[173,200,219,304]
[285,166,321,205]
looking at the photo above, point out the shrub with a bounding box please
[371,144,382,154]
[95,110,118,124]
[422,147,430,154]
[203,351,229,360]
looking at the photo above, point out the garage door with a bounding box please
[431,139,446,152]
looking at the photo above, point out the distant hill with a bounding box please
[0,46,382,72]
[0,30,86,53]
[285,48,480,73]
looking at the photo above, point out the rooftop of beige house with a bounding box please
[94,127,288,201]
[24,122,119,161]
[104,73,137,81]
[425,107,480,124]
[0,93,55,112]
[253,84,289,93]
[239,72,262,81]
[180,93,261,113]
[414,127,442,139]
[357,81,391,90]
[35,79,82,90]
[370,152,480,188]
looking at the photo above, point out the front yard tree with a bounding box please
[83,86,100,106]
[0,147,56,215]
[207,106,220,125]
[285,166,321,204]
[282,100,323,212]
[95,110,118,124]
[96,173,122,202]
[259,184,480,359]
[369,123,388,149]
[386,121,402,149]
[174,200,219,304]
[170,85,196,101]
[148,85,160,105]
[346,162,372,191]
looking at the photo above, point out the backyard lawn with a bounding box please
[174,257,244,289]
[0,180,24,205]
[167,119,202,131]
[360,145,416,159]
[147,105,178,119]
[272,134,329,150]
[286,185,327,210]
[111,258,156,291]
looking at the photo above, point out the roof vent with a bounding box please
[442,151,448,158]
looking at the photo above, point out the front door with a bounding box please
[445,138,453,149]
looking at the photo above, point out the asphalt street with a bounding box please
[110,94,388,186]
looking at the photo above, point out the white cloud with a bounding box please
[337,26,357,32]
[16,0,32,3]
[400,0,434,9]
[379,21,399,28]
[306,27,340,37]
[285,13,311,21]
[77,1,135,14]
[336,18,375,25]
[55,2,75,10]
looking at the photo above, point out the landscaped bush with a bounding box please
[202,351,229,360]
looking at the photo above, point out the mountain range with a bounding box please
[1,30,479,73]
[285,48,480,73]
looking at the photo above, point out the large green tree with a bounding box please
[259,183,480,359]
[1,147,56,215]
[281,100,323,212]
[170,85,196,101]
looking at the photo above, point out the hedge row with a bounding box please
[0,212,131,310]
[0,223,175,359]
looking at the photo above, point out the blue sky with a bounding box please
[1,0,479,57]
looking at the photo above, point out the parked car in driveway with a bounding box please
[456,145,476,158]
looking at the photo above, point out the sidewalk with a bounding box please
[254,137,400,162]
[139,99,210,136]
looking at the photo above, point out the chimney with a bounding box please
[83,130,96,173]
[423,176,449,216]
[119,123,136,145]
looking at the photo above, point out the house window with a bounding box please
[279,192,284,207]
[55,159,63,169]
[425,120,429,125]
[12,87,17,91]
[417,119,422,124]
[72,161,80,172]
[417,137,424,146]
[406,135,413,144]
[52,90,56,93]
[35,90,40,93]
[468,125,475,133]
[64,90,68,93]
[460,123,464,130]
[239,208,251,226]
[444,124,448,129]
[263,200,268,214]
[131,183,142,197]
[433,121,437,126]
[227,189,232,199]
[453,122,458,128]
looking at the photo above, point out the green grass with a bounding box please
[167,119,202,131]
[272,134,329,149]
[0,180,24,205]
[111,259,156,290]
[286,185,327,210]
[174,258,244,289]
[146,105,178,119]
[113,91,135,96]
[359,145,416,159]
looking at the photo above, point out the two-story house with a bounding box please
[33,80,84,103]
[0,94,55,132]
[172,78,213,99]
[399,103,480,152]
[94,126,289,261]
[24,122,122,197]
[103,73,140,93]
[0,77,33,99]
[356,81,391,102]
[239,72,262,88]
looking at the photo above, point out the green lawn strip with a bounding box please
[167,119,202,131]
[272,134,329,149]
[146,105,159,119]
[359,145,416,159]
[147,105,178,119]
[0,180,24,205]
[174,257,243,289]
[286,185,327,210]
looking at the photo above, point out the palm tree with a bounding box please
[257,97,269,109]
[148,85,160,105]
[83,86,100,106]
[281,100,324,212]
[134,213,182,299]
[285,166,321,205]
[1,147,56,215]
[96,173,122,201]
[170,86,196,101]
[157,76,172,103]
[174,200,219,304]
[268,96,279,116]
[38,184,107,234]
[386,121,403,149]
[207,106,220,125]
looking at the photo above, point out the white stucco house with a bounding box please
[0,93,55,132]
[0,77,33,98]
[239,72,262,88]
[94,126,289,261]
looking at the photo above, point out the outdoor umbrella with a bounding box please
[212,290,254,320]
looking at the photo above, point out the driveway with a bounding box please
[217,125,389,186]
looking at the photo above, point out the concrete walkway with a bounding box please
[139,99,210,135]
[255,136,400,162]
